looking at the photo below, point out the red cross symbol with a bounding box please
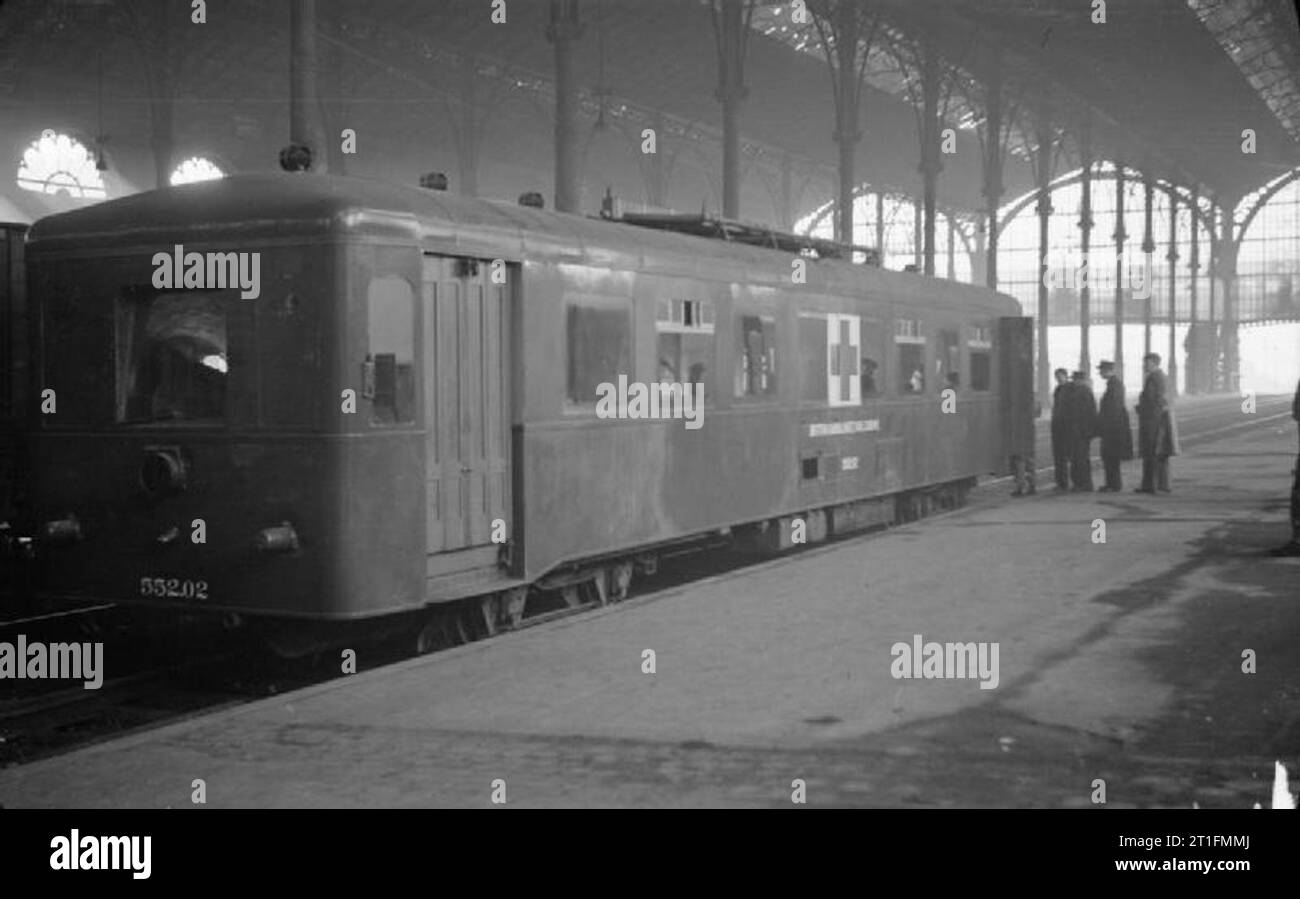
[829,318,858,402]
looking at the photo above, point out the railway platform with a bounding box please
[1,409,1297,808]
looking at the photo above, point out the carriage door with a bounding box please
[998,315,1035,470]
[422,255,512,571]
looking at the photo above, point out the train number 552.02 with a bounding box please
[138,577,208,600]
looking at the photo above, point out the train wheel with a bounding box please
[477,596,498,637]
[414,619,441,655]
[477,587,528,636]
[606,561,634,603]
[502,587,527,627]
[560,585,584,609]
[414,609,467,655]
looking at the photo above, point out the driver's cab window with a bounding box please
[366,276,416,425]
[117,290,228,424]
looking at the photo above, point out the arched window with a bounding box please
[996,163,1215,326]
[170,157,225,186]
[16,130,106,199]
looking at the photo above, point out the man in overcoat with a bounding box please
[1050,368,1071,491]
[1136,352,1179,493]
[1068,370,1098,492]
[1095,360,1133,492]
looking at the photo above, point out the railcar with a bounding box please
[1,221,31,597]
[18,174,1030,650]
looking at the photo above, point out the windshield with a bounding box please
[117,290,228,424]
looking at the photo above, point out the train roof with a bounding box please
[25,173,1021,316]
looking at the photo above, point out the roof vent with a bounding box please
[420,172,449,191]
[518,191,545,208]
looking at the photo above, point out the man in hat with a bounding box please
[1049,368,1071,491]
[1268,378,1300,556]
[1095,360,1133,492]
[1136,352,1178,493]
[1067,370,1098,492]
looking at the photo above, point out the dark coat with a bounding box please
[1097,375,1134,460]
[1067,381,1098,444]
[1050,383,1070,454]
[1137,369,1179,457]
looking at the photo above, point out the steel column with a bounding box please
[1113,165,1127,378]
[1141,174,1155,357]
[1166,188,1179,395]
[1077,131,1093,374]
[548,0,584,213]
[1034,110,1053,407]
[290,0,328,172]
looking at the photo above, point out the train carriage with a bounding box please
[1,221,31,595]
[18,173,1028,643]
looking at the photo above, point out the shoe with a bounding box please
[1157,487,1172,493]
[1012,490,1024,497]
[1267,541,1300,557]
[1097,486,1117,493]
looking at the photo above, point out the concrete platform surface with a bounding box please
[2,415,1297,808]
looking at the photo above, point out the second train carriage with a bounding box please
[1,221,31,599]
[19,173,1029,635]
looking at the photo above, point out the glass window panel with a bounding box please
[568,301,631,404]
[117,290,228,423]
[367,277,415,425]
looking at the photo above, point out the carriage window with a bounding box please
[970,352,991,391]
[895,318,926,394]
[968,325,993,392]
[799,316,827,401]
[367,277,415,425]
[938,329,960,391]
[117,290,228,423]
[860,318,884,397]
[568,300,631,404]
[734,313,778,399]
[656,298,713,400]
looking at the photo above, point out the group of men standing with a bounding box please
[1050,353,1178,494]
[1025,357,1299,558]
[1270,378,1300,556]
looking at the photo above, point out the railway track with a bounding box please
[1,394,1291,767]
[0,672,236,767]
[0,636,367,766]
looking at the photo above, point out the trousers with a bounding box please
[1070,440,1094,490]
[1012,454,1037,495]
[1053,450,1070,489]
[1140,454,1170,492]
[1101,452,1123,490]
